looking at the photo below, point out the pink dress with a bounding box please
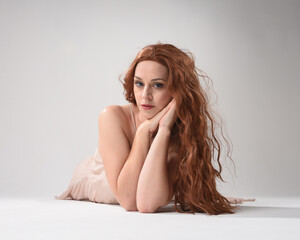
[55,147,119,204]
[55,104,137,205]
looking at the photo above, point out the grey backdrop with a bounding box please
[0,0,299,199]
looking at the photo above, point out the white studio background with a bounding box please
[0,0,299,199]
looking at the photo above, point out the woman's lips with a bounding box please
[141,104,154,110]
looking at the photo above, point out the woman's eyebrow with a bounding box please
[134,76,166,81]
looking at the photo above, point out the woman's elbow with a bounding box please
[121,200,157,213]
[119,199,138,212]
[120,198,160,213]
[137,200,168,213]
[124,205,138,212]
[138,205,159,213]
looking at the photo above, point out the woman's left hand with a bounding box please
[159,99,177,130]
[226,197,256,204]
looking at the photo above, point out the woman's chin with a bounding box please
[141,112,156,120]
[144,114,154,120]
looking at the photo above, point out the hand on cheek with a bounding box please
[159,99,177,130]
[147,99,175,133]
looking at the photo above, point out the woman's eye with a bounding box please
[134,81,143,87]
[154,83,164,88]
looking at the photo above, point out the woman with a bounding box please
[55,43,255,215]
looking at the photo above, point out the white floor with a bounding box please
[1,197,299,240]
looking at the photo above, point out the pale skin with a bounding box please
[98,60,255,213]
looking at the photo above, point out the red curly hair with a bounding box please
[120,42,237,215]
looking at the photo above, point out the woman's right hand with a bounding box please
[141,99,174,134]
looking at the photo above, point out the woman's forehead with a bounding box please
[135,61,168,78]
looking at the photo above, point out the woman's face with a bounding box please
[133,60,172,120]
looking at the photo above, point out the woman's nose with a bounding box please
[142,87,152,100]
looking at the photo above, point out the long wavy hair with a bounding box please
[120,42,238,215]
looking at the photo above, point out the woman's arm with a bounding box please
[98,106,150,211]
[115,124,150,211]
[98,103,172,211]
[136,99,178,213]
[136,127,172,212]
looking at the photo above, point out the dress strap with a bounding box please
[129,103,136,132]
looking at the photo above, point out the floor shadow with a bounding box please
[156,204,300,218]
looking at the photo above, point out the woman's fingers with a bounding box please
[159,99,177,129]
[148,99,174,133]
[148,107,169,132]
[153,99,173,120]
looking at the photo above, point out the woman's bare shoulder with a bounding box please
[99,105,123,116]
[98,104,132,139]
[98,105,129,121]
